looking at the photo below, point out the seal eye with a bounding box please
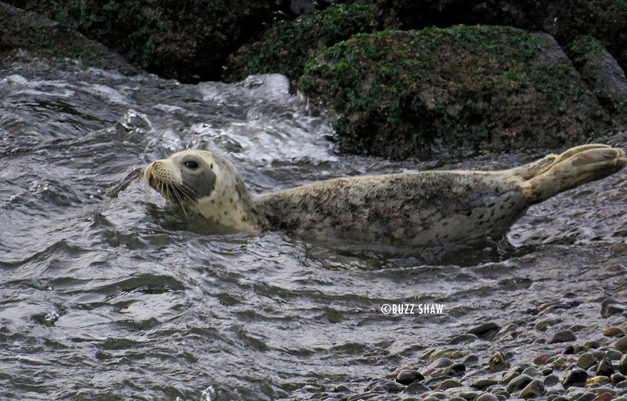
[184,160,199,170]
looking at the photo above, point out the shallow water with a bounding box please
[1,60,627,400]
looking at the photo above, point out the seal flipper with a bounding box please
[519,145,626,203]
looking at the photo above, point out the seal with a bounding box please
[144,144,625,247]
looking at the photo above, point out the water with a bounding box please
[1,59,627,400]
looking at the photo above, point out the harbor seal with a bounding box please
[144,144,625,247]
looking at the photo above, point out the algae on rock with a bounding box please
[300,26,611,159]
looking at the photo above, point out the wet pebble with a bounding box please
[576,392,599,401]
[587,376,611,385]
[436,379,463,390]
[591,393,613,401]
[534,354,553,365]
[519,379,545,398]
[476,393,499,401]
[507,374,533,393]
[522,366,543,377]
[563,368,588,388]
[550,330,577,344]
[604,327,624,337]
[621,355,627,375]
[404,382,431,395]
[601,298,627,318]
[464,355,479,368]
[565,345,576,355]
[596,358,615,377]
[615,337,627,353]
[396,370,424,385]
[613,372,626,384]
[471,379,499,390]
[468,323,501,339]
[579,353,599,370]
[450,334,479,344]
[429,358,453,369]
[544,375,560,387]
[606,350,623,361]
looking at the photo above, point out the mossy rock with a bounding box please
[6,0,287,83]
[300,26,611,159]
[223,1,384,83]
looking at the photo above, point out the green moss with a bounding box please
[224,1,379,82]
[300,26,607,158]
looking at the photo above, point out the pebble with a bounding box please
[436,379,463,390]
[458,391,480,400]
[605,327,625,337]
[587,376,611,385]
[464,355,479,368]
[489,353,511,372]
[576,393,599,401]
[535,318,562,332]
[550,330,577,343]
[500,371,520,385]
[522,367,543,377]
[565,345,576,355]
[404,382,431,395]
[468,323,501,338]
[507,374,533,393]
[441,363,466,376]
[472,379,499,390]
[596,358,615,377]
[476,393,499,401]
[397,370,425,385]
[544,375,560,387]
[615,337,627,353]
[612,372,626,384]
[429,358,453,369]
[606,350,624,361]
[519,379,545,398]
[579,353,599,370]
[620,354,627,375]
[592,387,617,396]
[450,334,479,344]
[591,393,613,401]
[563,368,589,388]
[601,298,627,317]
[534,354,553,365]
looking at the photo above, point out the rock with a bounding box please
[436,379,463,390]
[563,368,588,388]
[616,337,627,353]
[429,358,453,369]
[544,375,560,387]
[299,26,612,159]
[520,379,545,398]
[476,393,499,401]
[458,391,481,400]
[604,327,625,337]
[404,382,431,395]
[590,393,612,401]
[578,353,598,370]
[601,298,627,318]
[534,354,553,365]
[611,372,625,384]
[489,353,511,372]
[592,387,616,396]
[499,371,520,385]
[522,367,543,377]
[595,358,615,377]
[450,334,479,344]
[468,323,501,339]
[564,345,576,355]
[542,368,553,376]
[605,350,623,361]
[471,379,499,390]
[441,363,466,376]
[535,318,562,332]
[550,330,577,344]
[507,374,533,393]
[397,370,425,385]
[586,376,610,385]
[620,354,627,375]
[464,355,479,368]
[577,393,600,401]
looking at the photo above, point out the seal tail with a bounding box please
[517,144,626,203]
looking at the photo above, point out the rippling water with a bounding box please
[1,60,627,400]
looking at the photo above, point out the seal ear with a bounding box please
[176,155,217,199]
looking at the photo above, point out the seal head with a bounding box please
[144,150,267,232]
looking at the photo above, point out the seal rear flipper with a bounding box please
[521,145,626,203]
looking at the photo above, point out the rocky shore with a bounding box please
[295,300,627,401]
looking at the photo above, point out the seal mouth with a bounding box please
[145,164,197,207]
